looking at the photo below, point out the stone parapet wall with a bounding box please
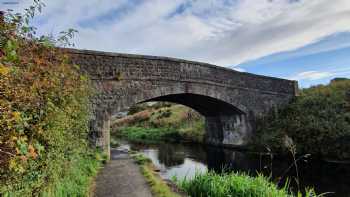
[67,49,298,96]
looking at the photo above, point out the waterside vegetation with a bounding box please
[176,171,319,197]
[0,2,104,195]
[113,79,350,161]
[255,78,350,160]
[112,103,205,144]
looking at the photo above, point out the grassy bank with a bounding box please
[41,152,105,197]
[176,171,318,197]
[131,153,182,197]
[112,104,205,144]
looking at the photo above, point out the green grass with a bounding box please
[131,153,152,165]
[131,153,321,197]
[113,104,205,144]
[119,126,181,144]
[178,120,205,143]
[40,151,105,197]
[131,153,181,197]
[177,171,319,197]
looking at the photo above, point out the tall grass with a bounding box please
[177,171,319,197]
[40,151,104,197]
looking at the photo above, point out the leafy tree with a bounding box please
[255,79,350,159]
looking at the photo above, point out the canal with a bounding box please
[117,140,350,197]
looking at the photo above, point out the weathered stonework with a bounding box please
[66,48,298,156]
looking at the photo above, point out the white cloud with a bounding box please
[2,0,350,67]
[290,71,333,81]
[290,68,350,81]
[233,67,246,72]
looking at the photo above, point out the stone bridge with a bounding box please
[67,49,298,156]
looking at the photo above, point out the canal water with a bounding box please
[117,141,350,197]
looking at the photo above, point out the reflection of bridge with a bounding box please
[68,49,298,156]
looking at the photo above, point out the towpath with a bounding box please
[94,148,153,197]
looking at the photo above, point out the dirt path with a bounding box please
[94,149,153,197]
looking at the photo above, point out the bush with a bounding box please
[0,2,101,195]
[255,79,350,159]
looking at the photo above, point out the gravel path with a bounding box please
[94,149,153,197]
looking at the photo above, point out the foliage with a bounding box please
[255,79,350,159]
[110,137,120,148]
[118,126,180,144]
[40,151,104,197]
[177,171,319,197]
[127,102,173,115]
[128,104,149,115]
[113,104,205,143]
[0,1,100,195]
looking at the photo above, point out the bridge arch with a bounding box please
[67,49,298,157]
[144,93,245,116]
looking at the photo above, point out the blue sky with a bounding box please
[2,0,350,87]
[237,32,350,87]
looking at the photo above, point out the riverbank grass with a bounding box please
[112,104,205,144]
[177,171,318,197]
[120,126,179,144]
[42,151,105,197]
[131,153,181,197]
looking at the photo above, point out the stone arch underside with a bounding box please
[67,49,298,157]
[89,81,291,154]
[144,93,249,147]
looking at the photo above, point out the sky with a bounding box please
[1,0,350,87]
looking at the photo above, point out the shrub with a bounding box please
[0,2,100,195]
[255,79,350,159]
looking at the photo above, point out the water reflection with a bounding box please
[129,142,350,197]
[140,145,207,179]
[158,144,185,167]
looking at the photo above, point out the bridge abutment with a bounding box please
[205,114,252,147]
[90,110,111,159]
